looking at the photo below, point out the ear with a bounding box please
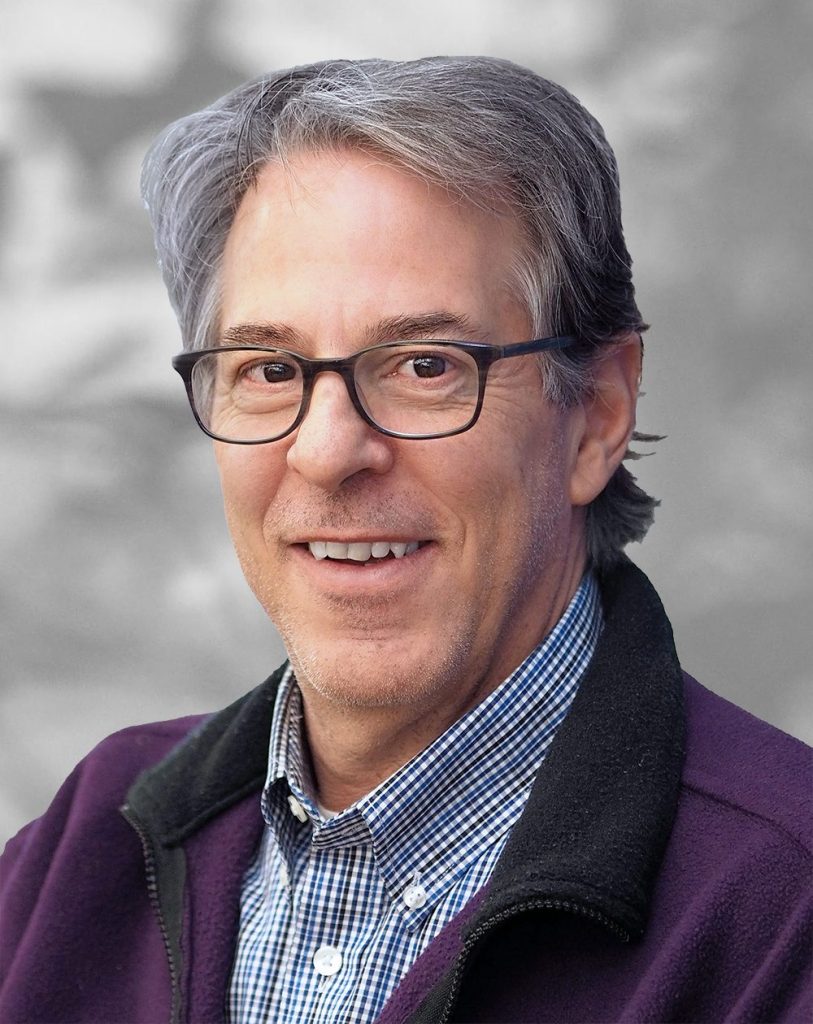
[568,334,641,507]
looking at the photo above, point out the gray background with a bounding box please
[2,0,811,849]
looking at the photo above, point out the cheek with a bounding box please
[215,444,288,534]
[487,423,572,549]
[422,433,549,553]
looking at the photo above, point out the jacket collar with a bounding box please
[126,559,684,942]
[465,557,685,941]
[125,672,284,847]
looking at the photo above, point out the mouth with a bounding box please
[304,539,426,564]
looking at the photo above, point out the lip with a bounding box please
[289,540,436,597]
[288,534,428,545]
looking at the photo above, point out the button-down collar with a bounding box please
[261,573,602,931]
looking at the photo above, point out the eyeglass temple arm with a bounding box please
[497,335,576,358]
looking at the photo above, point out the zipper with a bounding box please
[438,897,631,1023]
[121,803,182,1024]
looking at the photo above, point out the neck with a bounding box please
[293,543,588,813]
[300,699,459,812]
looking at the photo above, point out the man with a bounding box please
[1,57,810,1024]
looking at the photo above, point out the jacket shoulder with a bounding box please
[681,673,812,855]
[82,713,211,782]
[0,713,210,1019]
[2,712,209,871]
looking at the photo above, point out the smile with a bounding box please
[307,540,423,562]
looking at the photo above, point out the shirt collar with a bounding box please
[261,572,602,928]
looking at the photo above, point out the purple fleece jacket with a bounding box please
[1,563,811,1023]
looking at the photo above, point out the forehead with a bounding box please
[218,149,530,344]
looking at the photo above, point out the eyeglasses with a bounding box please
[172,335,575,444]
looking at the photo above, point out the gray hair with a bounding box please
[142,56,658,568]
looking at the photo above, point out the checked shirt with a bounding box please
[228,572,602,1023]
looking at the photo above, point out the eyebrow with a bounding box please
[219,312,486,350]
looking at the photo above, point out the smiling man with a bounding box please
[1,58,810,1024]
[210,149,616,807]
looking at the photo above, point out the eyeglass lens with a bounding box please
[189,343,482,442]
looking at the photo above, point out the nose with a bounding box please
[286,372,395,491]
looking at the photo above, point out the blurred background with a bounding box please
[2,0,811,848]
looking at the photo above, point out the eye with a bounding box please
[260,361,296,383]
[388,346,477,387]
[241,358,298,384]
[358,343,476,397]
[404,354,449,378]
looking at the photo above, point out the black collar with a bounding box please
[467,558,685,941]
[125,670,282,846]
[127,558,684,940]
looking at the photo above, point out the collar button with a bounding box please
[403,882,428,909]
[287,795,309,822]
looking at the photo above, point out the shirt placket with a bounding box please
[276,805,377,1023]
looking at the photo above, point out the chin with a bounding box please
[283,626,477,712]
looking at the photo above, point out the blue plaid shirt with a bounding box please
[229,573,602,1023]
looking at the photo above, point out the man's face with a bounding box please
[215,150,585,720]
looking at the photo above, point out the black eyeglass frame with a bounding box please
[171,334,576,444]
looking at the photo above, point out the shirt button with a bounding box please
[403,882,428,910]
[279,862,290,888]
[287,795,308,822]
[313,944,343,976]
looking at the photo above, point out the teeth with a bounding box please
[307,540,422,562]
[347,542,372,562]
